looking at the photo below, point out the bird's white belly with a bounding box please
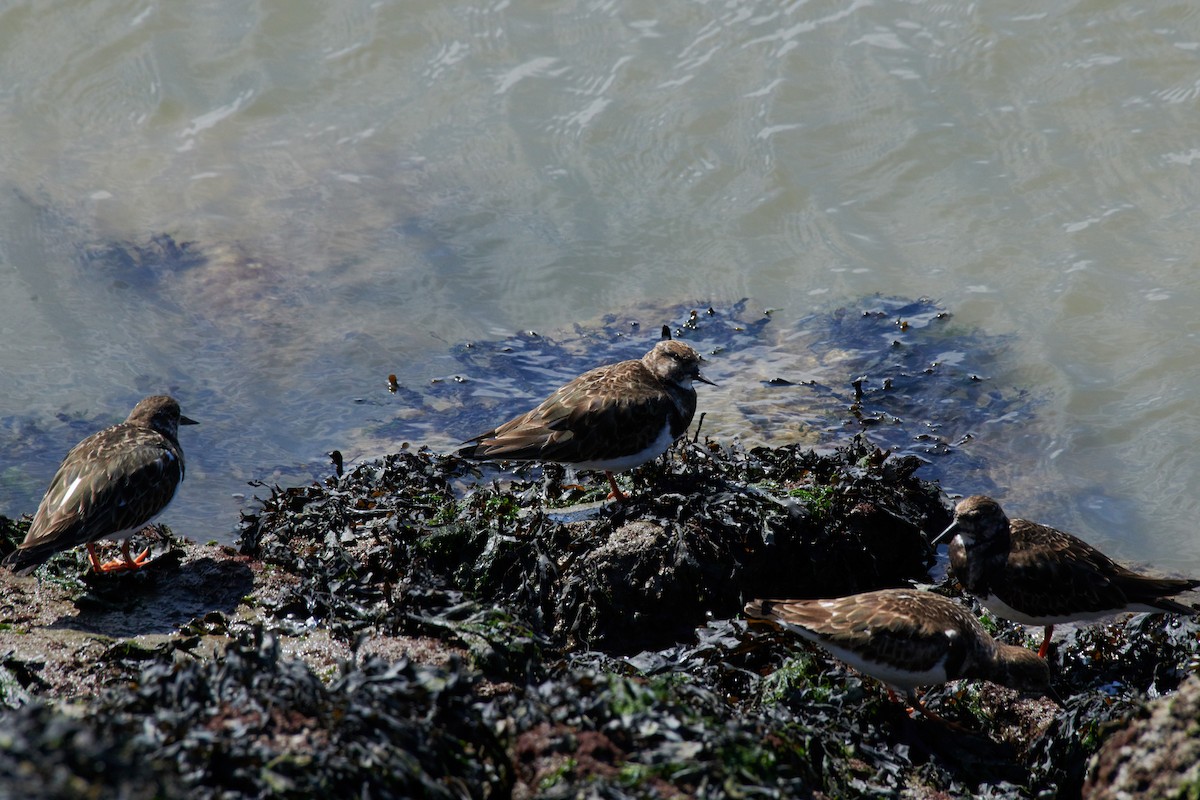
[778,622,949,692]
[573,421,675,472]
[825,641,948,692]
[979,593,1156,626]
[94,509,169,543]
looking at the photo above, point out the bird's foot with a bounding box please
[95,544,152,573]
[604,471,628,502]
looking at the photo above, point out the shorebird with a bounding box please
[744,588,1050,725]
[459,326,714,501]
[4,395,197,575]
[934,495,1200,657]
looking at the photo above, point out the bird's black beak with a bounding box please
[931,520,957,546]
[180,415,200,425]
[695,371,717,387]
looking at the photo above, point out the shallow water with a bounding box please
[1,0,1200,574]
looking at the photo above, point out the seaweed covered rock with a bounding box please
[0,627,512,799]
[1082,673,1200,799]
[1022,613,1200,797]
[3,435,1199,798]
[0,702,188,798]
[0,515,26,564]
[5,296,1199,798]
[238,434,943,655]
[505,649,827,797]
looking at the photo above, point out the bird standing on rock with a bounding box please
[4,395,197,576]
[934,494,1200,658]
[459,326,714,501]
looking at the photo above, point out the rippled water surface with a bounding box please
[2,0,1200,572]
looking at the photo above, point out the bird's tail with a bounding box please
[456,441,485,460]
[1130,576,1200,614]
[2,545,54,576]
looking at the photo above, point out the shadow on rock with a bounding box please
[50,554,254,637]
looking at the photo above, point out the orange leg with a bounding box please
[1037,625,1055,659]
[96,540,152,573]
[604,471,627,502]
[86,543,105,572]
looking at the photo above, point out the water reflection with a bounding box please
[3,0,1200,573]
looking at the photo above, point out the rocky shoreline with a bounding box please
[2,435,1197,798]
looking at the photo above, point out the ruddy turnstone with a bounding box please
[459,326,715,501]
[935,495,1200,658]
[744,588,1049,723]
[3,395,197,575]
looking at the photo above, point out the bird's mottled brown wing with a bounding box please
[462,359,691,464]
[746,590,977,677]
[1002,520,1197,616]
[17,425,185,556]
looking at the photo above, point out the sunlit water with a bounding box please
[2,0,1200,577]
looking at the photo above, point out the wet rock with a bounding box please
[1,628,513,799]
[239,434,942,656]
[1082,673,1200,799]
